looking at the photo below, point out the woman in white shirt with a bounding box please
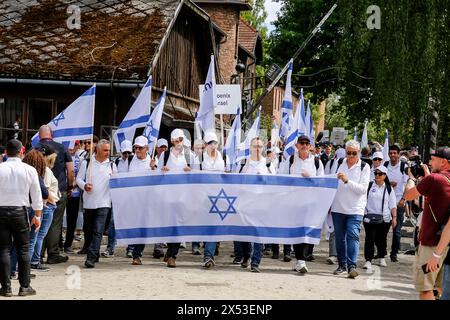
[202,132,225,269]
[363,165,397,270]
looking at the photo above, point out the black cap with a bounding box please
[6,139,22,155]
[297,135,311,143]
[35,143,56,156]
[431,146,450,160]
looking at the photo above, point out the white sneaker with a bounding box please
[363,261,372,270]
[379,258,387,267]
[293,260,308,274]
[180,242,186,249]
[326,256,338,265]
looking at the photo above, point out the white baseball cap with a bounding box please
[272,146,281,154]
[335,148,346,159]
[156,138,168,148]
[372,151,384,160]
[170,128,185,140]
[133,136,148,147]
[374,165,388,174]
[120,140,132,153]
[183,138,191,148]
[204,131,219,144]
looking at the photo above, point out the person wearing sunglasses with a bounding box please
[363,166,397,271]
[370,151,385,181]
[114,140,133,173]
[330,139,370,279]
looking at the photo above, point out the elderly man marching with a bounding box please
[282,135,324,274]
[76,139,117,268]
[330,140,370,278]
[156,129,192,268]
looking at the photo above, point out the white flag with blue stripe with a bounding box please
[110,172,339,245]
[280,59,294,139]
[196,55,216,134]
[297,89,307,136]
[361,119,368,149]
[353,127,358,141]
[113,76,152,149]
[236,107,261,162]
[31,85,95,148]
[223,108,241,172]
[271,120,279,147]
[308,101,315,147]
[383,129,389,161]
[143,87,166,152]
[283,99,300,159]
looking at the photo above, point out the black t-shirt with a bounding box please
[36,139,72,192]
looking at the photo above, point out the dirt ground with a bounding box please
[4,232,418,300]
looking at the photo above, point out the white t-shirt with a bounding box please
[202,151,225,172]
[160,148,189,173]
[365,182,397,222]
[128,154,151,173]
[386,161,408,202]
[288,153,324,177]
[241,157,270,174]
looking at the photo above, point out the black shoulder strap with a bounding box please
[400,161,406,174]
[367,181,374,198]
[128,155,133,167]
[114,158,120,167]
[385,180,392,194]
[360,161,366,171]
[163,150,170,167]
[84,158,90,181]
[238,160,246,173]
[336,157,344,171]
[288,155,294,174]
[384,161,389,167]
[314,157,320,170]
[329,159,335,171]
[381,185,387,213]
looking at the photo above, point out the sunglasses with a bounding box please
[84,141,91,145]
[346,151,358,156]
[298,141,309,146]
[173,138,184,143]
[251,145,263,149]
[207,141,218,145]
[122,151,132,155]
[134,146,146,150]
[374,171,386,176]
[373,158,382,161]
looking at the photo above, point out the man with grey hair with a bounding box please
[330,139,370,278]
[76,139,117,268]
[36,125,73,264]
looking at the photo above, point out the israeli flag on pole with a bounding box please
[353,127,358,141]
[308,101,315,147]
[196,55,216,134]
[236,107,261,162]
[113,76,152,149]
[31,85,96,148]
[223,108,242,172]
[383,129,389,161]
[143,87,166,152]
[280,59,293,139]
[305,100,312,138]
[271,120,279,147]
[297,88,307,136]
[361,119,368,149]
[283,100,300,159]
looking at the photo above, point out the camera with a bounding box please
[408,155,426,178]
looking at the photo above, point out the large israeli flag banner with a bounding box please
[110,172,338,245]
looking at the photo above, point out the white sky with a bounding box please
[264,0,282,32]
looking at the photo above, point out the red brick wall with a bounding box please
[196,4,240,84]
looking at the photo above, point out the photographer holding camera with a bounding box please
[404,146,450,300]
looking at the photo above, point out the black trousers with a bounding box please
[364,221,391,261]
[166,243,181,259]
[0,206,30,289]
[80,209,95,252]
[42,192,67,260]
[271,244,292,256]
[293,243,314,261]
[64,196,80,249]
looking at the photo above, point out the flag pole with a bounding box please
[220,114,224,150]
[88,84,96,184]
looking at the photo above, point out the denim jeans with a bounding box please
[86,208,110,262]
[442,264,450,300]
[239,242,263,267]
[331,212,363,269]
[329,232,337,257]
[106,209,116,254]
[203,242,217,262]
[192,242,201,252]
[233,241,243,261]
[29,204,56,265]
[391,205,405,258]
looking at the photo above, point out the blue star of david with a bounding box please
[145,120,159,141]
[208,189,237,221]
[52,112,65,127]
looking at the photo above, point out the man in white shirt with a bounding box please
[0,139,42,297]
[330,140,371,278]
[115,140,133,173]
[76,139,117,268]
[285,135,324,274]
[385,144,409,262]
[158,129,192,268]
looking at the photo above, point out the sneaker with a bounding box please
[232,258,242,265]
[293,260,308,274]
[132,258,142,265]
[363,261,372,271]
[283,255,292,262]
[241,259,249,268]
[126,251,133,258]
[84,260,95,268]
[250,265,261,273]
[162,243,168,248]
[390,255,398,262]
[152,250,164,259]
[379,258,387,267]
[77,249,87,255]
[18,286,36,297]
[180,242,186,249]
[271,252,280,259]
[192,248,201,255]
[326,256,338,265]
[47,255,69,264]
[348,267,359,279]
[333,266,347,275]
[30,263,50,272]
[0,286,12,297]
[203,259,215,269]
[306,255,315,262]
[101,251,114,258]
[74,235,83,242]
[263,249,271,256]
[64,247,75,254]
[9,272,18,280]
[167,257,176,268]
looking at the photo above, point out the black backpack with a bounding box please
[288,155,320,174]
[114,155,133,169]
[162,148,191,168]
[384,161,406,175]
[336,157,367,172]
